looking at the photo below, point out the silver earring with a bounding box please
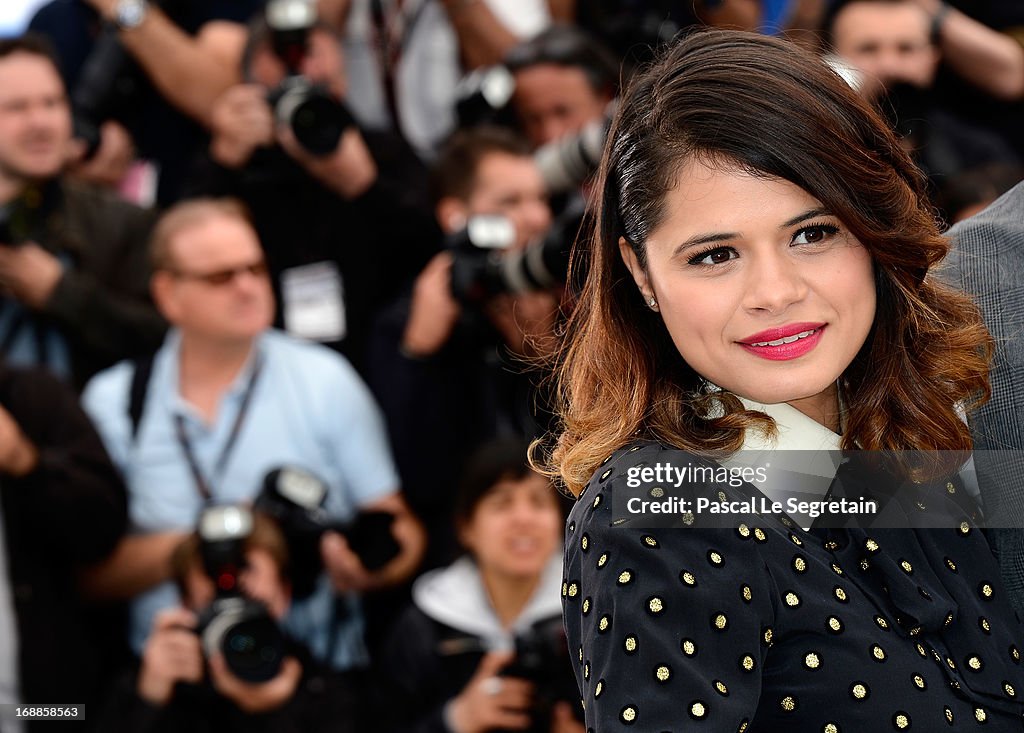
[647,296,658,309]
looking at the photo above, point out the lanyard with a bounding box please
[174,354,263,502]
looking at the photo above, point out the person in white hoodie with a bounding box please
[374,438,583,733]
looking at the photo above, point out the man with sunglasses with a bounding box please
[80,198,426,679]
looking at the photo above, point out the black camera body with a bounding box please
[447,207,580,305]
[193,504,286,683]
[498,618,581,733]
[254,467,400,599]
[265,0,354,156]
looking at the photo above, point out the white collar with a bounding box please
[736,397,842,453]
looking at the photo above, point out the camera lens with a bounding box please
[222,615,286,682]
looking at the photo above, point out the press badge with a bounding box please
[281,261,346,342]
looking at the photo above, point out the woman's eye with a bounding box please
[792,224,839,245]
[688,247,737,266]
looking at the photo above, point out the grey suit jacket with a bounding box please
[942,181,1024,614]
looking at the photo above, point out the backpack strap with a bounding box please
[128,352,156,440]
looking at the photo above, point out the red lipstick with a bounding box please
[738,322,826,361]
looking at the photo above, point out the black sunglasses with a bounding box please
[169,260,269,286]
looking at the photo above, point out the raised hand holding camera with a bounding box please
[137,607,204,706]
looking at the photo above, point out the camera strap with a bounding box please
[173,354,264,501]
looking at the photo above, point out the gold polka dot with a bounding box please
[974,707,986,723]
[650,487,664,498]
[875,616,889,630]
[741,655,755,671]
[834,587,848,602]
[831,563,844,575]
[780,696,796,712]
[860,559,870,571]
[593,494,602,508]
[595,680,604,697]
[959,521,970,534]
[584,663,589,679]
[568,583,578,597]
[682,639,696,656]
[944,613,953,627]
[946,558,957,571]
[785,592,801,607]
[946,482,956,494]
[597,553,608,568]
[916,643,927,658]
[804,652,821,669]
[865,538,879,552]
[655,666,670,682]
[1012,646,1020,661]
[714,614,728,630]
[944,707,953,723]
[648,597,664,614]
[753,528,767,542]
[828,616,843,632]
[581,535,589,551]
[715,680,728,695]
[582,598,590,614]
[968,656,982,671]
[709,551,723,565]
[599,615,610,632]
[738,721,749,733]
[872,645,886,661]
[617,571,632,585]
[621,706,636,723]
[578,646,583,661]
[913,675,925,689]
[737,524,751,537]
[895,713,909,728]
[900,560,913,574]
[824,724,839,733]
[946,656,956,670]
[1004,682,1016,697]
[718,491,727,502]
[824,540,839,551]
[624,636,637,652]
[793,556,807,572]
[691,701,706,718]
[851,683,868,700]
[763,628,774,646]
[741,585,753,602]
[980,583,993,598]
[788,533,802,546]
[600,468,612,481]
[682,511,695,525]
[643,535,658,548]
[980,617,991,632]
[561,582,567,597]
[681,571,696,586]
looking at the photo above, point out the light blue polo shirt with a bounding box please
[82,329,400,669]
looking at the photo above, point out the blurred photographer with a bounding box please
[0,34,165,390]
[0,357,128,733]
[101,508,357,732]
[28,0,260,203]
[81,198,425,674]
[368,127,558,567]
[194,0,437,371]
[376,438,582,733]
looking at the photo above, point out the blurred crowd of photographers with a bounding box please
[1,0,1023,730]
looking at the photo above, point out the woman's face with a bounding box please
[620,159,876,425]
[460,472,562,581]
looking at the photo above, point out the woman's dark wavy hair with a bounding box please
[535,29,992,496]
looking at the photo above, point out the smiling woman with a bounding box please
[538,29,1024,733]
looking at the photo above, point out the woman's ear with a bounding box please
[619,236,656,308]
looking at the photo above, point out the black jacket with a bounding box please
[0,364,129,732]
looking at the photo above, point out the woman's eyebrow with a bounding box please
[782,207,831,228]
